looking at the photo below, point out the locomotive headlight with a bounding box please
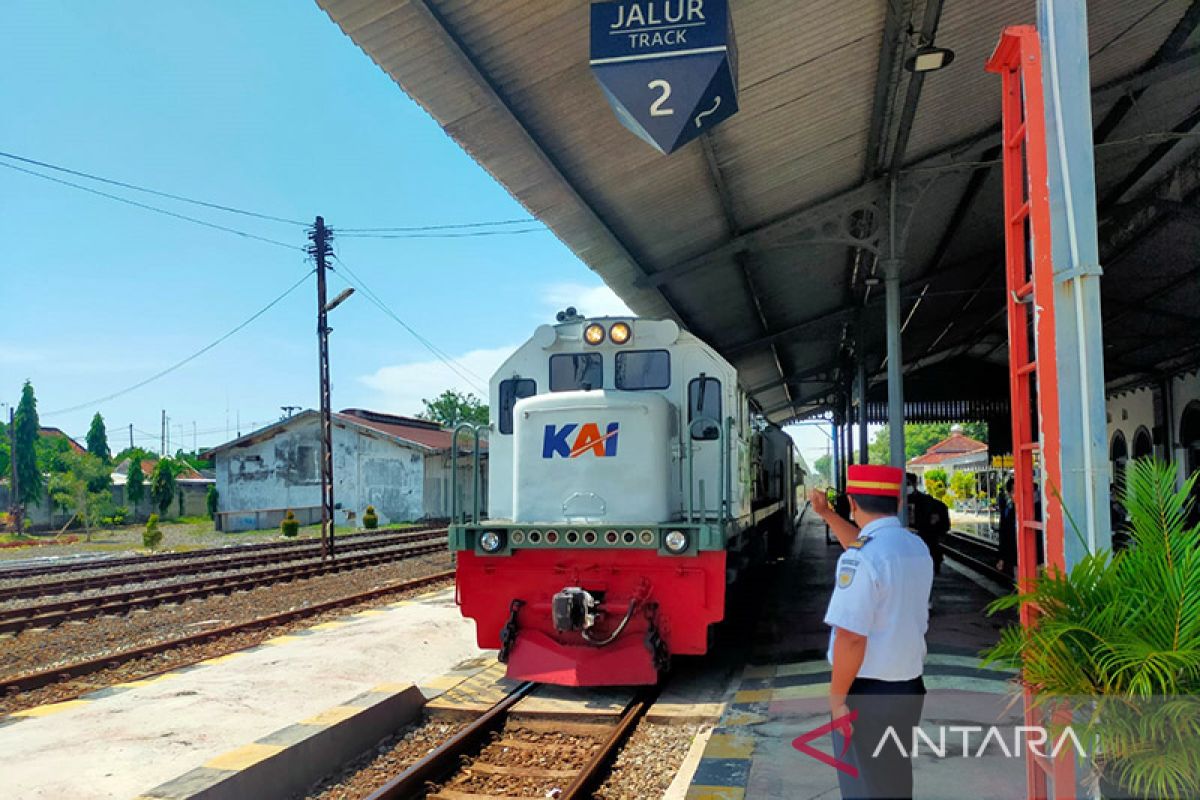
[479,530,503,553]
[609,321,631,345]
[663,530,689,554]
[584,323,606,345]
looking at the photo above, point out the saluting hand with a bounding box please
[809,488,830,516]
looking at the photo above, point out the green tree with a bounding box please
[86,413,111,462]
[150,459,177,517]
[47,451,113,541]
[418,389,488,427]
[868,422,988,464]
[813,454,833,484]
[948,470,976,504]
[924,467,949,503]
[173,450,212,472]
[12,381,43,505]
[205,485,218,518]
[114,446,156,466]
[126,460,146,507]
[35,433,75,474]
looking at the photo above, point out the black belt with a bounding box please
[849,676,926,695]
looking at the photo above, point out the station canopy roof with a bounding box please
[318,0,1200,424]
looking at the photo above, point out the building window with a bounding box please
[550,353,603,392]
[615,350,670,390]
[498,378,536,435]
[688,376,722,440]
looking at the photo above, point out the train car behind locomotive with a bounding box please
[449,311,797,685]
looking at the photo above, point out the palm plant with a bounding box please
[983,459,1200,798]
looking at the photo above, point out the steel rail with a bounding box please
[0,522,446,581]
[365,681,538,800]
[0,569,455,696]
[559,690,657,800]
[941,530,1014,589]
[0,541,447,634]
[0,529,447,602]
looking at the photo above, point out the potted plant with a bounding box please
[281,510,299,538]
[363,505,379,530]
[983,459,1200,798]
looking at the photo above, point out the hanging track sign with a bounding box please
[590,0,738,155]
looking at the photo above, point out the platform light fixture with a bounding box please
[905,45,955,73]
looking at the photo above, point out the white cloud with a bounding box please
[358,345,517,416]
[541,282,634,318]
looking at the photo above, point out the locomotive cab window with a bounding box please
[549,353,603,392]
[498,378,536,434]
[615,350,670,390]
[688,376,722,440]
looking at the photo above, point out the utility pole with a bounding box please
[309,216,336,559]
[7,406,21,534]
[129,423,134,451]
[161,410,167,457]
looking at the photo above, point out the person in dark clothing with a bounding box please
[906,473,949,575]
[997,477,1017,575]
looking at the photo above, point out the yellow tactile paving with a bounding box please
[203,742,284,771]
[740,664,777,679]
[703,733,755,759]
[262,635,305,646]
[112,674,179,689]
[300,705,361,726]
[686,786,746,800]
[733,688,772,704]
[353,609,387,617]
[10,699,92,718]
[201,652,251,666]
[771,683,830,702]
[775,661,831,678]
[307,621,350,631]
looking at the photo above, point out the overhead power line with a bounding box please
[339,218,540,233]
[0,160,304,252]
[0,149,544,239]
[43,270,314,417]
[331,256,489,393]
[338,227,546,239]
[0,150,308,226]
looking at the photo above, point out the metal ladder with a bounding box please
[987,26,1074,800]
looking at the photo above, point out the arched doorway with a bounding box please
[1111,430,1128,488]
[1132,426,1153,460]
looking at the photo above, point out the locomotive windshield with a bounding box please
[615,350,670,390]
[688,376,722,440]
[498,378,536,434]
[550,353,603,391]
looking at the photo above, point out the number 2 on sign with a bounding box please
[648,79,674,116]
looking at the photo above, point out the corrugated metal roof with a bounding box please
[317,0,1200,421]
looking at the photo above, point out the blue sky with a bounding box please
[0,1,828,469]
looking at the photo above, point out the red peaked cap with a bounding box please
[846,464,905,498]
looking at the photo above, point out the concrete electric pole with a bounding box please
[309,216,336,560]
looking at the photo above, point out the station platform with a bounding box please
[0,586,482,800]
[686,514,1026,800]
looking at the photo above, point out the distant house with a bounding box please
[201,409,485,533]
[906,425,989,487]
[111,458,214,519]
[39,427,87,455]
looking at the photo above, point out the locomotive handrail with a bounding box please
[450,423,487,525]
[686,416,727,525]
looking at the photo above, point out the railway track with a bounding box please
[367,684,656,800]
[0,569,456,697]
[0,539,447,634]
[0,522,446,581]
[0,528,447,602]
[942,529,1014,589]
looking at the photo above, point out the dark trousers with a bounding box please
[832,676,926,800]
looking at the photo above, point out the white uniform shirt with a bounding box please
[824,516,934,681]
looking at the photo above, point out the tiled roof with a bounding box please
[39,427,86,455]
[907,433,988,466]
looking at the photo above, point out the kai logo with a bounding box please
[542,423,620,459]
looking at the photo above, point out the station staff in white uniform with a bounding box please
[809,464,934,800]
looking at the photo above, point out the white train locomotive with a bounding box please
[449,311,799,685]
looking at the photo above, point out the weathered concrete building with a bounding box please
[203,409,485,532]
